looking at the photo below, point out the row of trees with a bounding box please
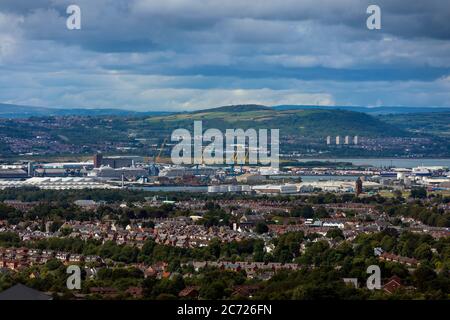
[386,203,450,227]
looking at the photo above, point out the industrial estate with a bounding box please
[0,137,449,300]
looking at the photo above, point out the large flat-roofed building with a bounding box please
[88,166,148,180]
[40,162,93,169]
[0,168,28,179]
[159,166,216,178]
[92,155,143,169]
[252,184,298,194]
[31,162,93,177]
[34,168,88,177]
[0,177,117,190]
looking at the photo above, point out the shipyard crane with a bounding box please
[147,138,168,176]
[229,148,249,176]
[155,138,168,163]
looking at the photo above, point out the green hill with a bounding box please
[146,105,407,138]
[378,112,450,138]
[0,104,421,158]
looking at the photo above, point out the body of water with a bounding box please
[296,158,450,168]
[300,175,361,182]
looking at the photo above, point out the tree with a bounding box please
[45,259,63,271]
[380,235,396,252]
[291,205,314,218]
[413,264,437,291]
[299,241,330,266]
[253,241,265,262]
[411,187,427,199]
[0,232,21,246]
[273,232,304,263]
[141,239,156,256]
[255,222,269,234]
[326,228,344,241]
[393,190,403,198]
[414,243,433,261]
[142,221,155,228]
[209,238,221,259]
[50,221,63,233]
[314,207,330,219]
[168,259,182,273]
[60,227,73,236]
[200,281,226,299]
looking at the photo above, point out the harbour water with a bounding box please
[296,158,450,168]
[300,175,360,182]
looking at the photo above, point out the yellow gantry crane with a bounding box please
[156,138,168,163]
[230,149,249,175]
[147,138,168,164]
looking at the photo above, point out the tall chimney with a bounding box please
[94,153,103,168]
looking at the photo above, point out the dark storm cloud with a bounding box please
[2,0,450,51]
[0,0,450,110]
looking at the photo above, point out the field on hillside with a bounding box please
[147,107,406,138]
[379,112,450,138]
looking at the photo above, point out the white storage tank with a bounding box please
[279,184,298,194]
[208,185,221,193]
[228,185,241,192]
[218,185,229,193]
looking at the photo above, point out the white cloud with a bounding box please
[138,88,335,110]
[0,13,24,62]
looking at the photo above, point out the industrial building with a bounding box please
[159,166,216,178]
[93,154,143,169]
[88,166,148,180]
[252,184,298,195]
[0,168,28,179]
[40,162,93,170]
[0,177,117,190]
[207,185,252,193]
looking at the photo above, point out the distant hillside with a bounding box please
[1,104,447,158]
[191,104,271,113]
[2,102,449,118]
[147,105,407,138]
[274,105,450,115]
[0,104,55,118]
[379,112,450,138]
[0,103,170,118]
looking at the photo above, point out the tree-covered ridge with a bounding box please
[147,106,407,138]
[379,112,450,138]
[0,107,406,148]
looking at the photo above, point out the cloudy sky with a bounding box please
[0,0,449,111]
